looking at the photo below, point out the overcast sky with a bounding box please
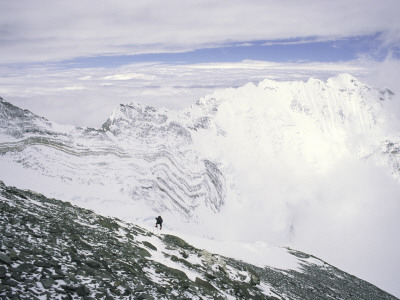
[1,0,399,64]
[0,0,399,127]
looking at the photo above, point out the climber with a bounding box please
[155,216,163,230]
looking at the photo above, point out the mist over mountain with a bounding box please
[1,74,400,297]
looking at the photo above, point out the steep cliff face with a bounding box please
[0,97,53,139]
[100,102,226,219]
[189,74,398,174]
[0,98,226,224]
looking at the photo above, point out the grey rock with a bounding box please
[142,241,157,251]
[5,278,19,287]
[195,277,217,292]
[0,253,12,265]
[76,284,90,296]
[0,265,7,278]
[34,260,51,268]
[40,277,54,289]
[61,284,77,292]
[136,293,154,300]
[136,248,151,258]
[163,234,195,251]
[11,271,23,281]
[85,260,101,269]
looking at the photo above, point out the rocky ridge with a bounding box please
[0,97,225,222]
[0,181,398,299]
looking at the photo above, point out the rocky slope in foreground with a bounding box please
[0,182,397,300]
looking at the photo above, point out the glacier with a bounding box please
[1,73,400,297]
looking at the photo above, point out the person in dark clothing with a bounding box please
[155,216,163,230]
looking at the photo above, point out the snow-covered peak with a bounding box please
[188,74,394,181]
[0,97,55,140]
[1,74,400,297]
[100,102,195,147]
[104,102,168,127]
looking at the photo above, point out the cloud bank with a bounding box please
[0,0,399,63]
[0,60,375,127]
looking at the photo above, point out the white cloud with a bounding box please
[0,0,399,63]
[363,57,400,92]
[0,60,376,127]
[104,73,156,80]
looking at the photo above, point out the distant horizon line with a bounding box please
[3,33,398,69]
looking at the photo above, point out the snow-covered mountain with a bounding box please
[1,74,400,297]
[0,97,226,225]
